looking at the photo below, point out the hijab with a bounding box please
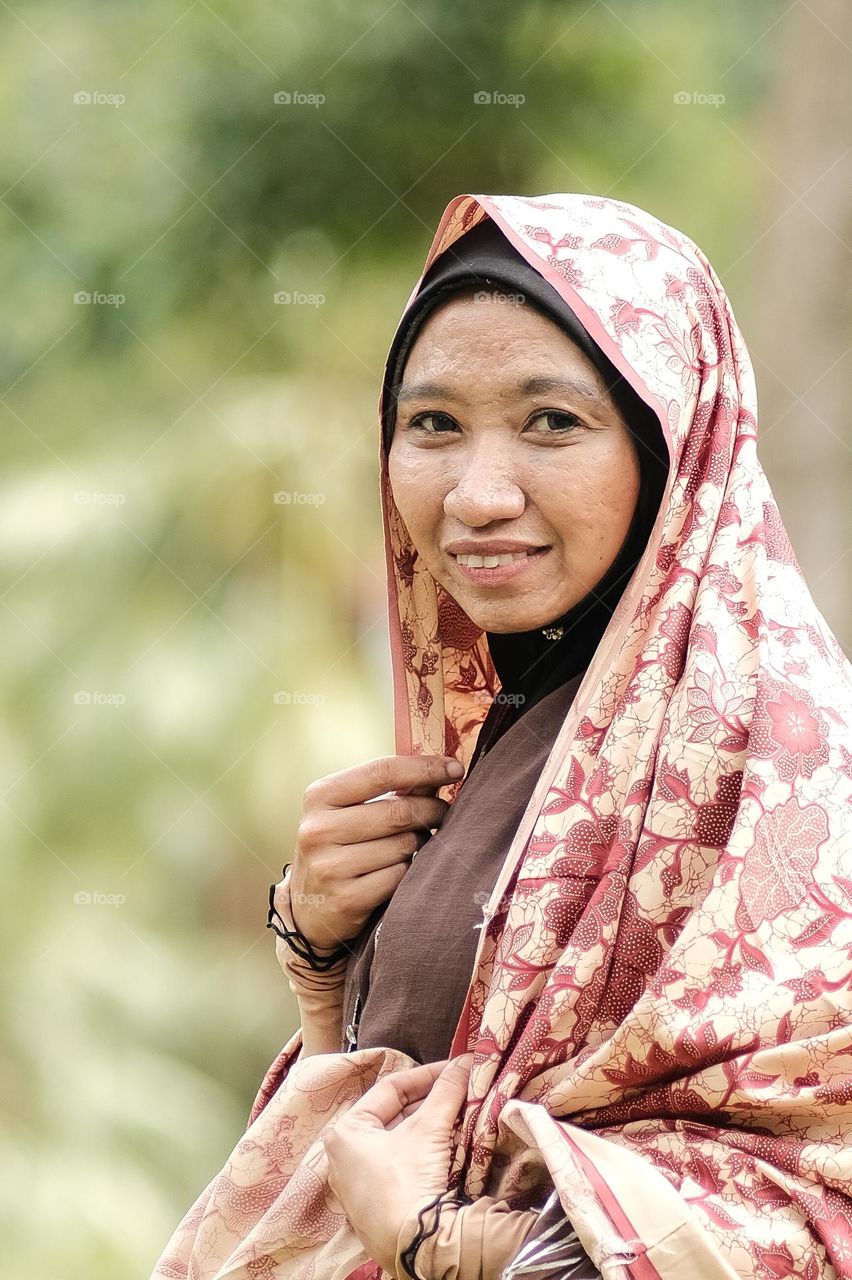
[153,193,852,1280]
[381,217,668,744]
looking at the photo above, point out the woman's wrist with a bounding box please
[270,870,352,1056]
[285,935,349,1056]
[273,870,353,992]
[268,864,357,973]
[298,994,345,1056]
[394,1191,539,1280]
[282,949,349,1003]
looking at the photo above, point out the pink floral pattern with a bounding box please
[740,799,828,929]
[751,675,831,781]
[150,192,852,1280]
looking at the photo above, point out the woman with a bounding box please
[150,192,852,1280]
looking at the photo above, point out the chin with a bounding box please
[437,568,575,632]
[457,600,559,634]
[484,619,551,634]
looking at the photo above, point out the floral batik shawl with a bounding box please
[150,192,852,1280]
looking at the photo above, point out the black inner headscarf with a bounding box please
[381,217,669,760]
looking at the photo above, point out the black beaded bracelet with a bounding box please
[398,1189,474,1280]
[265,863,355,972]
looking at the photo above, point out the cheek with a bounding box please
[387,449,441,535]
[540,439,639,544]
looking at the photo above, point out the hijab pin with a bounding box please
[541,625,565,641]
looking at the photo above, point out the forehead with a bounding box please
[397,293,609,404]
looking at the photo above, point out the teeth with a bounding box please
[456,550,534,568]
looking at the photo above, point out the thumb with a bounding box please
[417,1052,475,1125]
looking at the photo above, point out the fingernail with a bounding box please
[445,759,464,778]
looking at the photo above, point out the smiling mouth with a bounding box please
[452,547,548,568]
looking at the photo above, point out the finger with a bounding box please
[396,780,455,798]
[323,831,427,878]
[343,1060,451,1128]
[327,794,450,844]
[309,756,463,808]
[410,1054,475,1126]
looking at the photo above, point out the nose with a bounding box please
[443,440,526,525]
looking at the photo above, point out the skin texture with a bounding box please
[323,1054,474,1273]
[388,288,642,633]
[285,754,461,951]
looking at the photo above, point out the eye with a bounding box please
[401,408,584,438]
[406,412,459,434]
[527,410,583,434]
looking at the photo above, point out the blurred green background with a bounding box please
[3,1,851,1274]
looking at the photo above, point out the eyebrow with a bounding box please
[395,373,606,406]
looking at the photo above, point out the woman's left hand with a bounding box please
[323,1051,475,1274]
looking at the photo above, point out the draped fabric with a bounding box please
[340,672,586,1066]
[150,192,852,1280]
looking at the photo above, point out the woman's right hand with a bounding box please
[282,754,464,952]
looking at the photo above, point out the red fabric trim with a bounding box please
[559,1129,661,1280]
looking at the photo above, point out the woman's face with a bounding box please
[387,290,643,633]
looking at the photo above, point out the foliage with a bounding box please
[0,0,779,1272]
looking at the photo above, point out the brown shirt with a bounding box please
[340,670,585,1063]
